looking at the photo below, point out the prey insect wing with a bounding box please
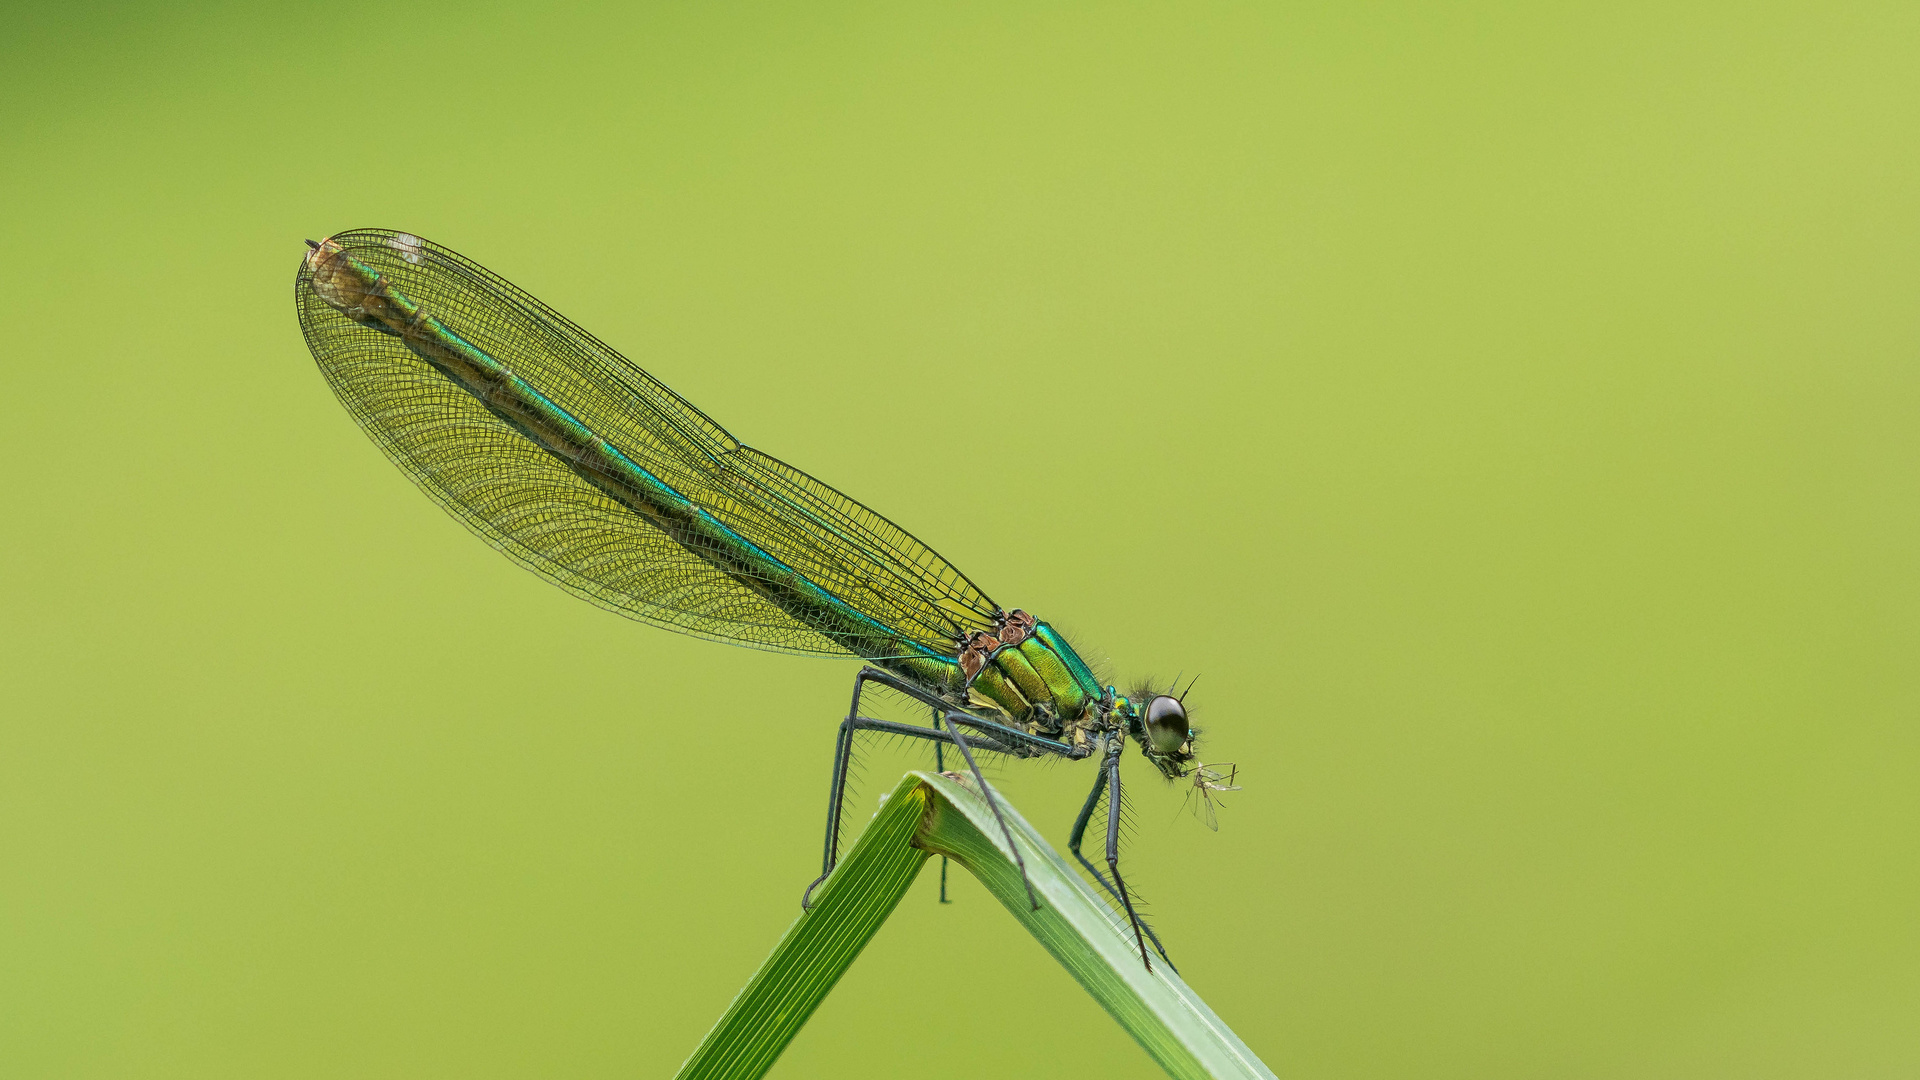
[1181,762,1241,832]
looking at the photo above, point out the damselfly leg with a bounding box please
[933,727,949,903]
[803,667,1070,909]
[1102,751,1155,971]
[939,711,1038,911]
[1068,740,1174,972]
[801,712,962,907]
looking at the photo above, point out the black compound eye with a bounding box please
[1143,695,1188,754]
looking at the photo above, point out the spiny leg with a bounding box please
[1068,742,1175,970]
[801,714,856,908]
[805,667,1072,909]
[933,708,950,904]
[941,712,1040,911]
[804,670,961,907]
[802,713,978,906]
[1067,747,1113,890]
[802,669,884,907]
[1104,750,1155,972]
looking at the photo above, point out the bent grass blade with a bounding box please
[674,773,1274,1080]
[672,779,932,1080]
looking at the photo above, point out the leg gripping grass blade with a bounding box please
[674,772,1274,1080]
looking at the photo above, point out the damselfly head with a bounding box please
[1124,678,1202,779]
[1143,694,1189,755]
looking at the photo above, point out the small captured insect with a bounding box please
[294,229,1238,970]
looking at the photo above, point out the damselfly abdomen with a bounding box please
[294,229,1235,969]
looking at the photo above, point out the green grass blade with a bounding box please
[674,770,1274,1080]
[914,771,1276,1080]
[673,776,931,1080]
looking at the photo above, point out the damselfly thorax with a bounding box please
[952,609,1114,748]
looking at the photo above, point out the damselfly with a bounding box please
[294,229,1237,970]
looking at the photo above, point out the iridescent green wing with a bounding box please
[295,228,999,659]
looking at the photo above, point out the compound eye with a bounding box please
[1143,695,1188,754]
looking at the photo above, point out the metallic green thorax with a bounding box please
[954,610,1139,755]
[971,627,1098,724]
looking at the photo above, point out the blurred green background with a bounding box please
[3,2,1916,1076]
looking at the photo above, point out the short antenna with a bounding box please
[1178,674,1202,703]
